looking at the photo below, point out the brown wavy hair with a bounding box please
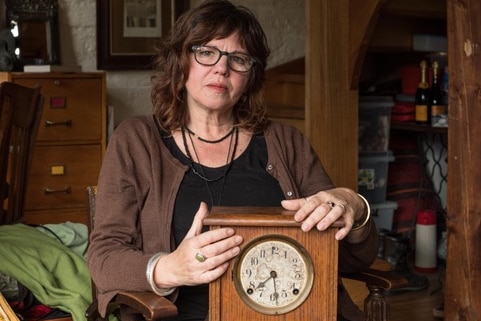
[151,0,270,133]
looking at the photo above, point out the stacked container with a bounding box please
[358,96,397,230]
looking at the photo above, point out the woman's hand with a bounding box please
[281,188,367,241]
[153,202,243,289]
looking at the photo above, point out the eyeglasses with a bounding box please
[191,45,256,73]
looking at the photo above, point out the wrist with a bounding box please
[146,252,176,296]
[352,194,371,231]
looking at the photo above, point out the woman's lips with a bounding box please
[207,83,227,92]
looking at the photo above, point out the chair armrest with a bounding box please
[341,268,409,290]
[115,291,178,320]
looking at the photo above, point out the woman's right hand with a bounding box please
[153,202,243,289]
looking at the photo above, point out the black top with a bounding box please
[162,133,284,321]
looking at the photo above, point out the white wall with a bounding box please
[55,0,304,126]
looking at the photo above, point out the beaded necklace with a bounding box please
[184,126,235,144]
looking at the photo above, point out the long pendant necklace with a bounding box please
[181,126,239,206]
[184,126,235,144]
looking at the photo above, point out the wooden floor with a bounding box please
[388,269,445,321]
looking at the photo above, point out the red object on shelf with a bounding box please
[392,101,415,122]
[401,66,420,95]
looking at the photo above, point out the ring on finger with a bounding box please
[325,201,346,212]
[195,252,207,263]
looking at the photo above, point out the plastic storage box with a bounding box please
[371,201,398,231]
[358,151,395,204]
[358,96,395,153]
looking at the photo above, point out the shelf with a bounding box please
[391,121,447,134]
[382,0,447,20]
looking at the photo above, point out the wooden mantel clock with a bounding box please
[204,206,340,321]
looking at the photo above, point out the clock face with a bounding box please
[232,234,314,315]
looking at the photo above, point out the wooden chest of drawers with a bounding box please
[0,72,106,224]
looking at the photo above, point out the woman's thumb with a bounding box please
[185,202,209,237]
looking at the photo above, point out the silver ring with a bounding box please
[195,252,207,263]
[336,203,346,212]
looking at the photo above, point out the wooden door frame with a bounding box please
[306,0,480,319]
[445,0,480,319]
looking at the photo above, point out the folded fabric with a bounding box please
[35,222,89,259]
[0,224,92,321]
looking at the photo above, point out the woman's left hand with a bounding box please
[281,187,365,241]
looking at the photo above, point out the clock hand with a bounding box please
[256,276,272,289]
[256,270,277,289]
[271,271,279,305]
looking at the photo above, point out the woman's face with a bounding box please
[185,33,251,116]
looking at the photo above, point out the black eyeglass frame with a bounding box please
[191,45,256,72]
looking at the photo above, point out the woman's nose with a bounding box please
[213,55,229,74]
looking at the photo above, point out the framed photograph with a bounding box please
[96,0,188,70]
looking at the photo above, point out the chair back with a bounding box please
[0,81,43,225]
[86,185,97,233]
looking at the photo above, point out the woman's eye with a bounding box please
[200,49,215,57]
[231,55,246,65]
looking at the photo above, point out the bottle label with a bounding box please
[415,104,428,122]
[431,104,448,127]
[431,104,446,116]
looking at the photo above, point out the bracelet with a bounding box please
[146,252,176,296]
[352,194,371,231]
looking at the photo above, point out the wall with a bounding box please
[56,0,304,126]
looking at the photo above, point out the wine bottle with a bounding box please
[430,61,446,127]
[415,60,430,124]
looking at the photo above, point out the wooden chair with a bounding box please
[85,186,407,321]
[85,186,178,321]
[0,81,43,225]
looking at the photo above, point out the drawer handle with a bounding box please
[44,186,72,194]
[45,119,72,127]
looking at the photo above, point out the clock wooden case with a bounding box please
[204,206,340,321]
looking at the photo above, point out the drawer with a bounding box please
[25,144,102,210]
[25,208,89,225]
[13,77,104,142]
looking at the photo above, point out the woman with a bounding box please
[87,1,378,321]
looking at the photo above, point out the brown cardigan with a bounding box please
[87,115,378,321]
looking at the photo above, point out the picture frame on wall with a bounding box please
[96,0,188,70]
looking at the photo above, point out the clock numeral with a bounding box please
[292,263,303,273]
[246,281,256,295]
[269,293,279,302]
[250,257,259,266]
[271,246,279,255]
